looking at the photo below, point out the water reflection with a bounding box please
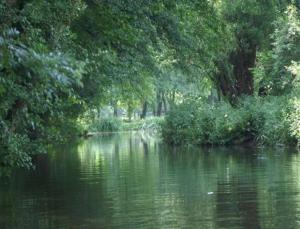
[1,132,300,228]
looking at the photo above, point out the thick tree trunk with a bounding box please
[230,46,256,97]
[214,60,236,101]
[216,44,256,104]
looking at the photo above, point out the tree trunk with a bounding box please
[127,103,133,121]
[230,46,256,97]
[162,92,167,114]
[113,105,118,117]
[156,91,163,116]
[140,101,148,119]
[216,43,256,104]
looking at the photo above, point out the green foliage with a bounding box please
[210,0,285,100]
[88,118,122,132]
[122,117,164,131]
[1,0,300,173]
[0,29,84,172]
[0,131,32,169]
[288,96,300,144]
[255,5,300,95]
[88,117,164,133]
[241,96,294,145]
[72,0,223,109]
[162,96,298,146]
[221,0,280,47]
[162,99,250,145]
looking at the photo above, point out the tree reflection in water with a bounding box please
[0,133,300,228]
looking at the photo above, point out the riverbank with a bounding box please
[84,117,164,136]
[162,96,300,147]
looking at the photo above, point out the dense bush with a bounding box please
[88,117,164,133]
[254,5,300,96]
[88,118,122,132]
[162,100,251,145]
[243,96,295,145]
[122,117,164,131]
[289,97,300,144]
[162,96,299,146]
[0,30,84,174]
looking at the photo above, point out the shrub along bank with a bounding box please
[87,117,164,133]
[162,96,300,146]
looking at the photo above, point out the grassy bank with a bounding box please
[86,117,164,134]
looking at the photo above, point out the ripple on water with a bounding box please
[1,134,300,228]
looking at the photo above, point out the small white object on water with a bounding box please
[207,192,214,195]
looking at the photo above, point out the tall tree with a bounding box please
[216,0,285,101]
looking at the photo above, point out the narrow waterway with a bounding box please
[1,132,300,228]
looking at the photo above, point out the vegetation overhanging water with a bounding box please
[1,1,300,173]
[1,2,300,227]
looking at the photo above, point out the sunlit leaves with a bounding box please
[255,4,300,95]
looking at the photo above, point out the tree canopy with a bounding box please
[1,0,300,173]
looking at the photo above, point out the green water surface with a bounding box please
[1,132,300,228]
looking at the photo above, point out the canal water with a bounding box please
[1,132,300,228]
